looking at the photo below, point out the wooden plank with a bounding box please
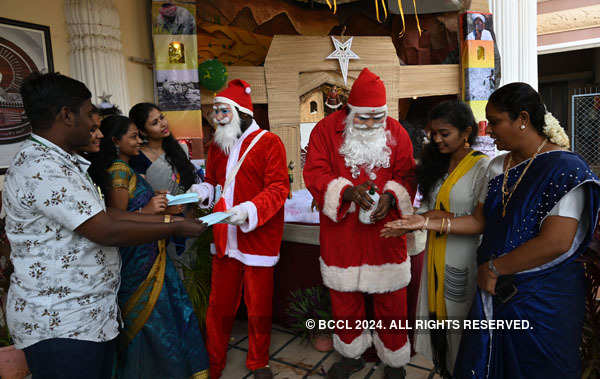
[468,0,490,13]
[265,35,401,70]
[200,66,267,104]
[395,65,460,98]
[270,124,303,192]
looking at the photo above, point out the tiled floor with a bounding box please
[223,321,438,378]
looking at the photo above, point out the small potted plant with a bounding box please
[0,216,30,379]
[284,285,333,352]
[179,206,213,331]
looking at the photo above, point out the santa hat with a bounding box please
[347,68,387,114]
[214,79,253,116]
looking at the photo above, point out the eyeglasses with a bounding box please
[355,113,386,122]
[213,107,231,116]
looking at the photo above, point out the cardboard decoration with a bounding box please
[198,35,459,191]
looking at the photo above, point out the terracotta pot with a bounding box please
[311,334,333,352]
[0,345,29,379]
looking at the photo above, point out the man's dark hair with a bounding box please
[20,72,91,131]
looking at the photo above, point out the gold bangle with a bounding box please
[422,217,429,231]
[447,218,452,234]
[163,215,172,224]
[440,218,446,234]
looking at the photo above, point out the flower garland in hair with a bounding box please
[543,112,570,149]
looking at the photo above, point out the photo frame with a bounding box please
[0,17,54,174]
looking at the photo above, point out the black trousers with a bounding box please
[23,338,116,379]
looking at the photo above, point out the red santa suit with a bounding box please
[193,80,289,378]
[303,68,417,368]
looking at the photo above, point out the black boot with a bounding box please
[383,365,406,379]
[253,366,273,379]
[327,357,365,379]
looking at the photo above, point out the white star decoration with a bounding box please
[326,36,359,86]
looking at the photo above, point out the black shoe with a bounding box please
[383,365,406,379]
[253,366,273,379]
[327,357,365,379]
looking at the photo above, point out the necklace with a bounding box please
[143,145,163,160]
[501,139,547,217]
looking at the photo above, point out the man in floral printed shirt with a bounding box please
[2,72,208,378]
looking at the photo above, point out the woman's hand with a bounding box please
[164,204,185,215]
[426,210,454,219]
[477,262,498,295]
[384,214,426,231]
[142,194,168,214]
[380,227,409,238]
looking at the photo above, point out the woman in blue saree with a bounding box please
[384,83,600,378]
[89,115,209,378]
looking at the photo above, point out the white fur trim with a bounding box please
[323,177,353,222]
[214,96,253,116]
[408,230,427,256]
[320,257,411,293]
[373,332,410,367]
[188,183,214,208]
[238,201,258,233]
[210,243,279,267]
[383,181,413,215]
[333,330,373,359]
[347,104,388,114]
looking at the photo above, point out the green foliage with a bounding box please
[179,207,213,330]
[198,59,228,92]
[581,246,600,379]
[284,286,332,342]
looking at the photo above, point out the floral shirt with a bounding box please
[2,135,120,348]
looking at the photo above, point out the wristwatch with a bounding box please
[488,259,500,276]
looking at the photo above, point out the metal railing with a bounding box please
[571,91,600,173]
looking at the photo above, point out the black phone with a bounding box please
[495,275,518,303]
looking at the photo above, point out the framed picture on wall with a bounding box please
[0,17,54,174]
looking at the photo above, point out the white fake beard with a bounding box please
[339,111,391,180]
[213,109,241,155]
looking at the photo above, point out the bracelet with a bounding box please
[440,218,446,234]
[163,215,172,224]
[447,218,452,234]
[488,259,500,276]
[421,217,429,231]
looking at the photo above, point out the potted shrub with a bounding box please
[0,217,30,379]
[284,285,333,352]
[179,206,213,330]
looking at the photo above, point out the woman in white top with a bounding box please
[384,82,600,379]
[385,101,489,377]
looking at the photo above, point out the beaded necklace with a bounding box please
[501,139,547,217]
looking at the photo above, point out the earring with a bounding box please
[464,137,470,148]
[115,145,120,155]
[520,124,526,131]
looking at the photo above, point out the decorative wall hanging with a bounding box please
[0,17,54,172]
[325,36,359,86]
[152,1,203,143]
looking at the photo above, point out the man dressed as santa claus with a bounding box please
[190,79,289,379]
[303,68,417,379]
